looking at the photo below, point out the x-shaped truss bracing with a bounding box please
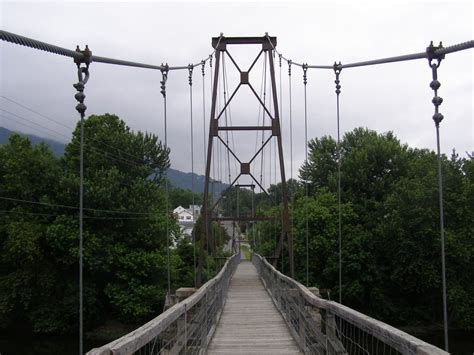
[197,35,294,285]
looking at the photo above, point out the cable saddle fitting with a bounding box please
[73,45,91,117]
[74,45,92,67]
[426,41,445,67]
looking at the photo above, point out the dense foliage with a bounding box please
[254,128,473,329]
[169,187,202,210]
[0,114,214,334]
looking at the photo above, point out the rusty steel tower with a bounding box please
[197,35,293,285]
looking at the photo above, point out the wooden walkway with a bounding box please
[207,259,301,354]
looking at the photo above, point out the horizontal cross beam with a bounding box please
[212,36,277,50]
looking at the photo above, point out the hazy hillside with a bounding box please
[167,168,228,193]
[0,127,66,156]
[0,127,226,193]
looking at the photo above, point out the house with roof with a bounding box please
[173,205,201,238]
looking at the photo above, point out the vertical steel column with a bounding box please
[268,51,293,278]
[198,46,222,286]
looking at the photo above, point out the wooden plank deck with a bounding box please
[207,260,302,354]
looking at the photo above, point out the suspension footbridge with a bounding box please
[1,30,472,354]
[87,252,448,355]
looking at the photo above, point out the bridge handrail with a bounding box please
[253,253,448,355]
[88,252,240,355]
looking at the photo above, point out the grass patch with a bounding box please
[240,243,251,260]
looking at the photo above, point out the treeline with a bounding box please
[252,128,473,329]
[0,114,216,335]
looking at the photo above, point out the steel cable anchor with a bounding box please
[73,45,92,117]
[427,41,445,127]
[160,63,169,98]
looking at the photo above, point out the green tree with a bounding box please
[0,134,77,333]
[0,114,187,333]
[57,114,173,324]
[169,187,202,210]
[296,127,474,329]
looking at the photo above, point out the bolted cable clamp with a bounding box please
[426,41,445,68]
[73,45,91,118]
[74,45,92,67]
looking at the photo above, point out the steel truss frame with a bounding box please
[197,35,294,285]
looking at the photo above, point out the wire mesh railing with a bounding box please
[87,253,240,355]
[252,253,448,355]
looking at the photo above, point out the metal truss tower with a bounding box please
[197,35,293,285]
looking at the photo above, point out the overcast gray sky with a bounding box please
[1,0,472,188]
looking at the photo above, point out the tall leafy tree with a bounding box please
[0,114,188,334]
[57,114,173,324]
[293,127,474,328]
[0,135,70,333]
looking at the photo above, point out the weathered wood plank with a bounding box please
[207,261,302,355]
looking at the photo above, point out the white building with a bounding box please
[173,205,202,238]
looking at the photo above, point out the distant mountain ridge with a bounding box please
[0,127,66,156]
[0,127,227,193]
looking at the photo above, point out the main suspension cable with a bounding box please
[264,34,473,70]
[0,30,218,72]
